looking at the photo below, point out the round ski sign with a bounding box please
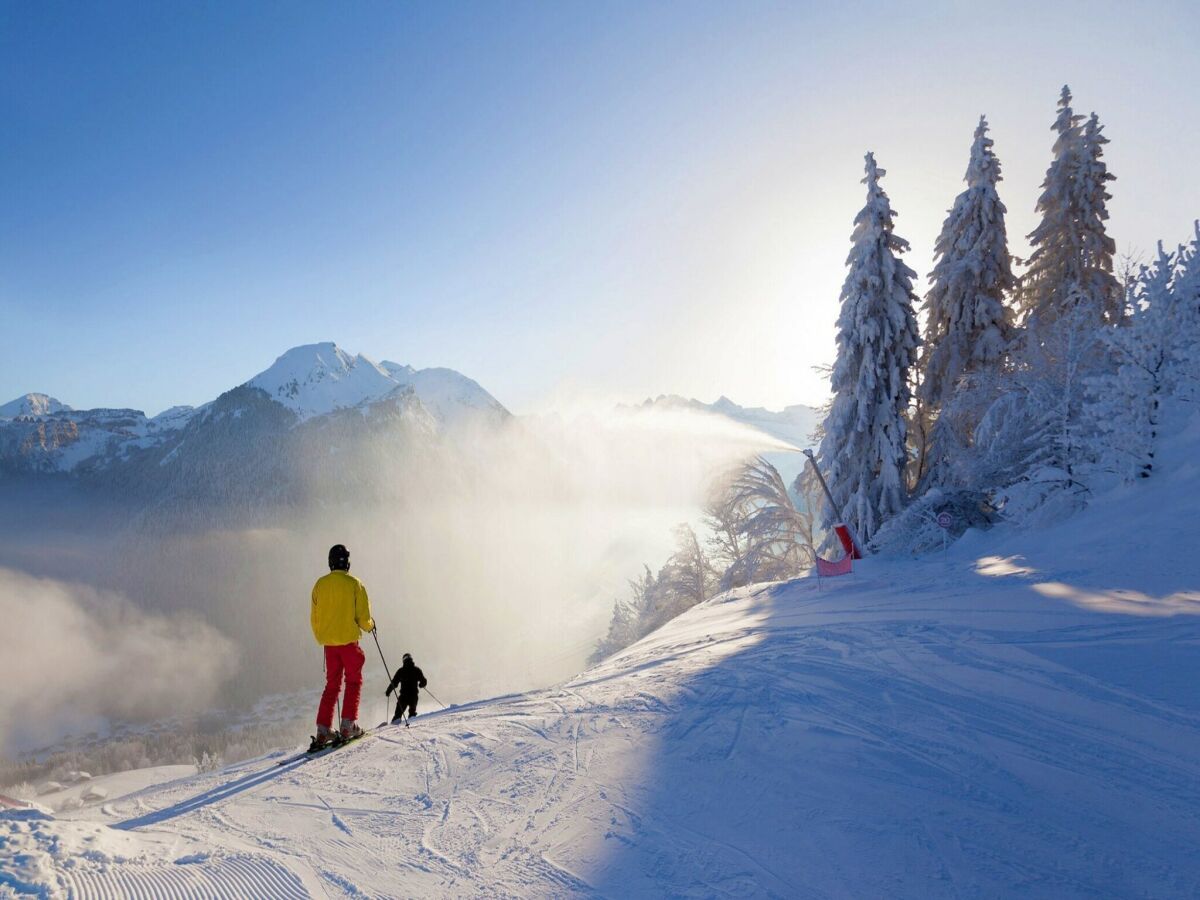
[936,511,954,529]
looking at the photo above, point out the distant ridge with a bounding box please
[0,342,509,476]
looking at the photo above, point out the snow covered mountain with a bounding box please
[0,404,195,476]
[378,361,509,426]
[10,416,1200,896]
[0,393,71,418]
[247,344,400,421]
[246,343,508,427]
[0,343,509,478]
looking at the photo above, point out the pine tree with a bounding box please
[1174,223,1200,326]
[982,303,1101,523]
[589,572,647,663]
[817,153,921,545]
[1019,87,1120,331]
[1178,222,1200,309]
[1173,223,1200,394]
[1077,113,1120,320]
[1088,244,1178,480]
[918,116,1017,485]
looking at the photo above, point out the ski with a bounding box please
[275,729,371,766]
[276,750,314,767]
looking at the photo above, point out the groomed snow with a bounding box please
[34,766,198,815]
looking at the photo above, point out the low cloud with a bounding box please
[0,403,793,744]
[0,567,238,754]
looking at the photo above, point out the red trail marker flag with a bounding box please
[815,554,853,577]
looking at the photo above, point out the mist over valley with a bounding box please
[0,342,809,758]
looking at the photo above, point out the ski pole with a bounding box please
[370,627,394,682]
[422,686,446,709]
[370,628,394,724]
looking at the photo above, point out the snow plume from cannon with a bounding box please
[0,566,238,755]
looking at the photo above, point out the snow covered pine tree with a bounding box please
[962,88,1121,524]
[817,153,920,546]
[1171,223,1200,393]
[1088,238,1200,480]
[1018,86,1120,332]
[917,116,1016,488]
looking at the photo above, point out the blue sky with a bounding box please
[2,1,1197,415]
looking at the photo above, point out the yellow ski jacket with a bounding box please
[311,570,375,646]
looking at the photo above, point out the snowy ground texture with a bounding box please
[5,429,1200,897]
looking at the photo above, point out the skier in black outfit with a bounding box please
[386,653,427,723]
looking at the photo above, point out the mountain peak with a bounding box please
[0,393,71,418]
[379,360,416,378]
[246,343,397,420]
[245,343,508,424]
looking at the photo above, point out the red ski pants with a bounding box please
[317,642,365,728]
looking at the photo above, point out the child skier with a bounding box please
[386,653,427,724]
[310,544,375,748]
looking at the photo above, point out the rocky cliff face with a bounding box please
[17,418,80,456]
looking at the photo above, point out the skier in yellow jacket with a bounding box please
[311,544,375,746]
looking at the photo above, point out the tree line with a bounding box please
[594,85,1200,660]
[821,85,1199,553]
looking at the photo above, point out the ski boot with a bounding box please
[340,719,365,741]
[309,724,337,752]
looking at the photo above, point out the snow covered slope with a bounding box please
[10,419,1200,897]
[33,766,198,815]
[379,361,509,426]
[246,344,401,421]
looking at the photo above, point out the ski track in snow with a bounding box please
[25,584,1200,897]
[13,445,1200,898]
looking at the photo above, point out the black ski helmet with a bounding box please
[402,653,413,664]
[328,544,350,571]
